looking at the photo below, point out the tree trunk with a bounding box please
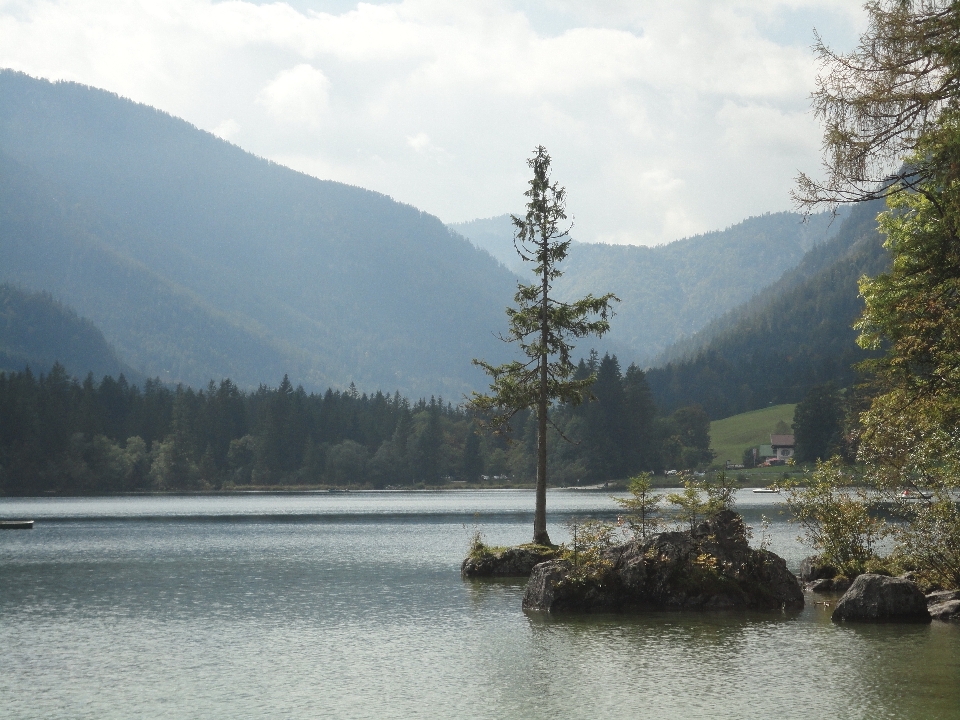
[534,392,550,545]
[533,239,552,546]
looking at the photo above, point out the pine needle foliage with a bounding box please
[470,146,618,544]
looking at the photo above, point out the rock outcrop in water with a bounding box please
[522,510,803,613]
[807,577,853,593]
[926,590,960,622]
[831,574,931,623]
[799,555,836,583]
[461,545,558,578]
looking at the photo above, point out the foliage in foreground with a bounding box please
[782,0,960,591]
[781,461,890,579]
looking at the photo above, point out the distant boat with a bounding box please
[0,520,34,530]
[752,488,779,494]
[899,489,931,500]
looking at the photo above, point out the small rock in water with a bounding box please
[925,590,960,622]
[928,600,960,622]
[461,545,557,578]
[807,578,836,594]
[799,556,836,583]
[808,577,853,593]
[832,574,931,623]
[926,589,960,605]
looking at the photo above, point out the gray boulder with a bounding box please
[522,510,803,614]
[461,545,557,578]
[832,574,931,623]
[807,577,853,593]
[926,589,960,604]
[926,590,960,622]
[800,556,836,582]
[928,600,960,621]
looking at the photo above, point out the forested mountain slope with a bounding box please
[453,211,842,363]
[645,200,889,418]
[0,284,135,380]
[0,70,517,397]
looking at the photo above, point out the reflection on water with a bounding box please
[1,491,957,719]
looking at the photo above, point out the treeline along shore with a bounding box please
[0,355,714,495]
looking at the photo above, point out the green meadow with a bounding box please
[709,403,796,469]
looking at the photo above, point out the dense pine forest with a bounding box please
[0,356,710,496]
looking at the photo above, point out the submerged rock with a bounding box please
[461,545,558,578]
[522,510,803,614]
[832,574,931,623]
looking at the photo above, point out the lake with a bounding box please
[1,490,958,719]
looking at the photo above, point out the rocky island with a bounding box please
[522,510,803,613]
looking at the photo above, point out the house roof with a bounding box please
[770,434,795,447]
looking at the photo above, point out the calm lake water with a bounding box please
[1,490,958,719]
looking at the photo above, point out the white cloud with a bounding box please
[212,117,241,141]
[0,0,868,245]
[256,63,330,128]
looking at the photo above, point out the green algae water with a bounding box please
[2,490,958,719]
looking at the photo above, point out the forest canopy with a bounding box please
[0,358,711,496]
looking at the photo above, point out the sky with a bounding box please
[0,0,867,245]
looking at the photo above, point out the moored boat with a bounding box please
[0,520,34,530]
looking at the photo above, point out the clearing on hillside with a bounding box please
[710,403,796,468]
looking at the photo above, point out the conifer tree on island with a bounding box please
[470,146,618,546]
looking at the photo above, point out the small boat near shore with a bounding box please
[752,488,779,494]
[0,519,34,530]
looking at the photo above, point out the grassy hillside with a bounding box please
[0,70,517,397]
[710,403,796,467]
[453,211,842,365]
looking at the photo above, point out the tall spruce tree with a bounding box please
[470,146,617,545]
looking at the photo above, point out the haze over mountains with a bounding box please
[453,211,843,363]
[646,200,889,418]
[1,69,883,408]
[0,283,135,381]
[0,70,517,397]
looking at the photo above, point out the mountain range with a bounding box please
[645,199,889,417]
[0,283,134,381]
[453,210,843,363]
[0,70,516,398]
[1,69,885,410]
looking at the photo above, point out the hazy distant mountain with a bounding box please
[452,210,844,364]
[0,283,136,380]
[645,200,889,418]
[450,216,528,275]
[0,70,517,397]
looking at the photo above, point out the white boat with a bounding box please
[752,488,779,494]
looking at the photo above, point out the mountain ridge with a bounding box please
[453,209,844,363]
[0,69,518,397]
[645,200,889,418]
[0,283,136,381]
